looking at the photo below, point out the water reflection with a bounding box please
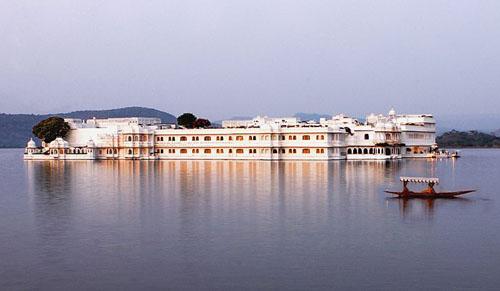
[386,197,474,219]
[25,159,444,226]
[16,153,498,290]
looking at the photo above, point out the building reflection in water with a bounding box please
[25,159,473,240]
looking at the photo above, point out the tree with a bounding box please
[177,113,197,128]
[32,117,70,143]
[193,118,211,128]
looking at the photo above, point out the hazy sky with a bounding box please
[1,0,499,119]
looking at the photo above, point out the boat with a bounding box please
[384,176,475,198]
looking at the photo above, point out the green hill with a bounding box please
[0,107,176,148]
[437,130,500,148]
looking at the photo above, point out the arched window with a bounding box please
[236,149,243,154]
[204,136,211,141]
[180,149,187,154]
[302,149,310,154]
[273,149,278,154]
[180,136,187,141]
[369,148,374,154]
[134,136,139,141]
[385,133,391,140]
[128,149,132,155]
[127,136,132,142]
[364,134,369,140]
[353,148,357,154]
[302,135,310,140]
[204,149,211,154]
[347,148,352,155]
[363,148,368,154]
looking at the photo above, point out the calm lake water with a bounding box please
[1,149,499,290]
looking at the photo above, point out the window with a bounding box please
[273,149,278,154]
[302,135,310,140]
[316,149,325,154]
[281,149,285,154]
[128,149,132,155]
[180,136,187,141]
[363,148,368,154]
[229,136,233,141]
[236,149,243,154]
[204,149,211,154]
[302,149,310,154]
[192,136,199,141]
[347,148,352,154]
[229,149,233,153]
[204,136,211,141]
[180,149,187,154]
[216,149,224,154]
[353,148,357,154]
[127,136,132,141]
[364,134,369,140]
[160,149,164,154]
[236,136,244,141]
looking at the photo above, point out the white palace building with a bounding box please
[24,109,437,161]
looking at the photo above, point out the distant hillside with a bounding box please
[0,107,176,148]
[293,112,331,121]
[494,129,500,137]
[437,130,500,148]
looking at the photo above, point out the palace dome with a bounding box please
[27,138,36,148]
[49,137,69,148]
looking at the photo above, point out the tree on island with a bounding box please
[177,113,197,128]
[32,117,70,143]
[193,118,211,128]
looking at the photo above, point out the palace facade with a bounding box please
[24,109,437,161]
